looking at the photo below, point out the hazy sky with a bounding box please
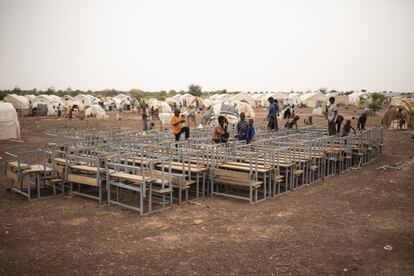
[0,0,413,92]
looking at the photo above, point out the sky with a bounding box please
[0,0,413,92]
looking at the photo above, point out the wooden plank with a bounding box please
[110,172,154,183]
[67,174,97,186]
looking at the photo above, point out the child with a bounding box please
[212,115,229,143]
[335,115,344,134]
[304,116,313,125]
[285,115,300,129]
[357,112,367,130]
[342,120,356,137]
[246,118,256,144]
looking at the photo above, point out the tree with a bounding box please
[129,89,145,100]
[366,92,387,113]
[188,84,202,97]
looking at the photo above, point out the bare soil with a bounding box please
[1,106,414,275]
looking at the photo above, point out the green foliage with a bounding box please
[0,91,7,100]
[188,84,202,97]
[367,92,387,112]
[128,89,145,100]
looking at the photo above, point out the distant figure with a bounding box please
[327,97,338,136]
[342,120,356,137]
[395,108,406,129]
[357,112,367,130]
[150,106,155,120]
[171,109,190,141]
[212,115,229,143]
[57,103,62,117]
[69,107,74,119]
[335,115,344,134]
[148,122,155,131]
[267,97,278,130]
[142,108,148,131]
[236,112,249,142]
[304,116,313,125]
[285,115,300,129]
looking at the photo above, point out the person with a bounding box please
[171,109,190,141]
[150,106,155,120]
[285,115,300,129]
[57,103,62,117]
[246,118,256,144]
[212,115,229,143]
[342,120,356,137]
[69,106,74,119]
[395,108,406,129]
[335,115,344,134]
[357,112,367,130]
[267,97,278,130]
[304,116,313,125]
[236,112,249,141]
[148,122,155,131]
[326,97,338,136]
[283,103,292,119]
[142,108,148,131]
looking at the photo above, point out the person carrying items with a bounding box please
[326,97,338,136]
[171,109,190,141]
[285,115,300,129]
[341,120,357,137]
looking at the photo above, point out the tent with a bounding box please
[299,91,326,108]
[149,100,172,113]
[3,94,30,110]
[348,92,369,106]
[260,92,289,107]
[227,92,255,106]
[85,104,108,119]
[179,94,197,107]
[235,102,255,118]
[325,92,349,106]
[24,94,37,102]
[202,102,240,125]
[382,97,414,129]
[0,102,20,140]
[288,92,302,105]
[112,94,131,110]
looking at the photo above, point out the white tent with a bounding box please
[112,94,131,109]
[325,92,349,106]
[288,92,302,105]
[149,100,172,113]
[179,94,197,107]
[73,94,93,107]
[62,95,73,101]
[24,94,37,102]
[0,102,20,140]
[85,104,108,119]
[299,91,326,108]
[348,92,369,106]
[235,102,255,118]
[227,92,255,106]
[3,94,30,110]
[260,92,289,107]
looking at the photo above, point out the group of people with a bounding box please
[327,96,366,137]
[146,96,372,145]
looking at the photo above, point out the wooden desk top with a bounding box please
[110,172,154,183]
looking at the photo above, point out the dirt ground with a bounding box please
[1,106,414,275]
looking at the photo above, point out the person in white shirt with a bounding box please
[327,97,338,136]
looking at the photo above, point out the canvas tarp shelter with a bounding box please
[382,97,414,129]
[299,91,326,108]
[85,104,108,119]
[235,102,255,118]
[227,92,255,106]
[0,102,21,140]
[3,94,30,110]
[202,103,240,125]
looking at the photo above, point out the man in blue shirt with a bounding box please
[267,97,279,130]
